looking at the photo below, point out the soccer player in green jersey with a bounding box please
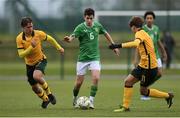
[140,11,167,100]
[64,8,119,109]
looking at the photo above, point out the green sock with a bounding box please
[90,85,98,97]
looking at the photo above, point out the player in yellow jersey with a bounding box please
[16,17,64,109]
[109,16,174,112]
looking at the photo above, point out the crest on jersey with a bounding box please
[94,28,99,33]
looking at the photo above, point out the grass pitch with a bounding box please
[0,75,179,117]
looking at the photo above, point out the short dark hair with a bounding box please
[129,16,144,28]
[21,17,32,27]
[144,11,156,19]
[84,8,95,16]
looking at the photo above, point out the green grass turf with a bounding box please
[0,76,179,117]
[0,62,180,76]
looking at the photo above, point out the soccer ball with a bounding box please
[76,96,90,110]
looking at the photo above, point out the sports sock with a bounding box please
[73,87,79,97]
[41,82,51,95]
[89,96,94,103]
[90,85,98,97]
[37,88,49,101]
[149,89,169,98]
[122,86,133,109]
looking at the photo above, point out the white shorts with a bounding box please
[157,58,162,68]
[76,61,101,75]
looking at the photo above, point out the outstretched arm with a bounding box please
[104,32,120,56]
[104,32,115,44]
[46,35,64,53]
[158,40,167,63]
[109,39,141,49]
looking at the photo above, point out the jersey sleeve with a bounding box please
[98,22,107,34]
[16,36,24,49]
[71,25,82,38]
[38,30,47,41]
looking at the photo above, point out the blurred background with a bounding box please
[0,0,180,79]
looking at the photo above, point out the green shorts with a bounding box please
[131,66,158,87]
[26,59,47,85]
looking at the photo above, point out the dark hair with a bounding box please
[144,11,156,19]
[84,8,95,16]
[21,17,32,27]
[129,16,144,28]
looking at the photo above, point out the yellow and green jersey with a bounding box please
[142,24,160,59]
[16,30,47,65]
[135,30,157,69]
[72,21,107,61]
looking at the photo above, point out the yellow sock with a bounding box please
[41,82,52,95]
[149,89,169,98]
[37,88,49,101]
[122,87,133,108]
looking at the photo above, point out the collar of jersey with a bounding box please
[84,22,94,28]
[145,24,154,31]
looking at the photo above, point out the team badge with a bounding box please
[95,28,99,33]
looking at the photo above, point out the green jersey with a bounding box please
[72,21,107,62]
[143,24,160,59]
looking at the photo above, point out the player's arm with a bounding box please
[17,39,37,58]
[46,35,64,53]
[104,32,120,56]
[17,46,33,58]
[104,32,115,44]
[158,40,167,62]
[109,38,141,49]
[133,48,140,67]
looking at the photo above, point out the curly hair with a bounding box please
[129,16,144,28]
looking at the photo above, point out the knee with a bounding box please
[158,73,162,78]
[157,69,162,78]
[32,85,41,93]
[124,79,133,87]
[140,88,148,96]
[76,80,83,87]
[92,75,100,85]
[33,71,42,80]
[157,72,162,78]
[76,78,83,88]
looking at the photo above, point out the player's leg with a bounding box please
[89,69,100,109]
[147,87,174,108]
[26,65,49,108]
[73,75,85,106]
[141,58,162,100]
[141,68,174,108]
[33,59,56,105]
[114,74,139,112]
[89,61,101,109]
[73,62,87,107]
[31,84,50,108]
